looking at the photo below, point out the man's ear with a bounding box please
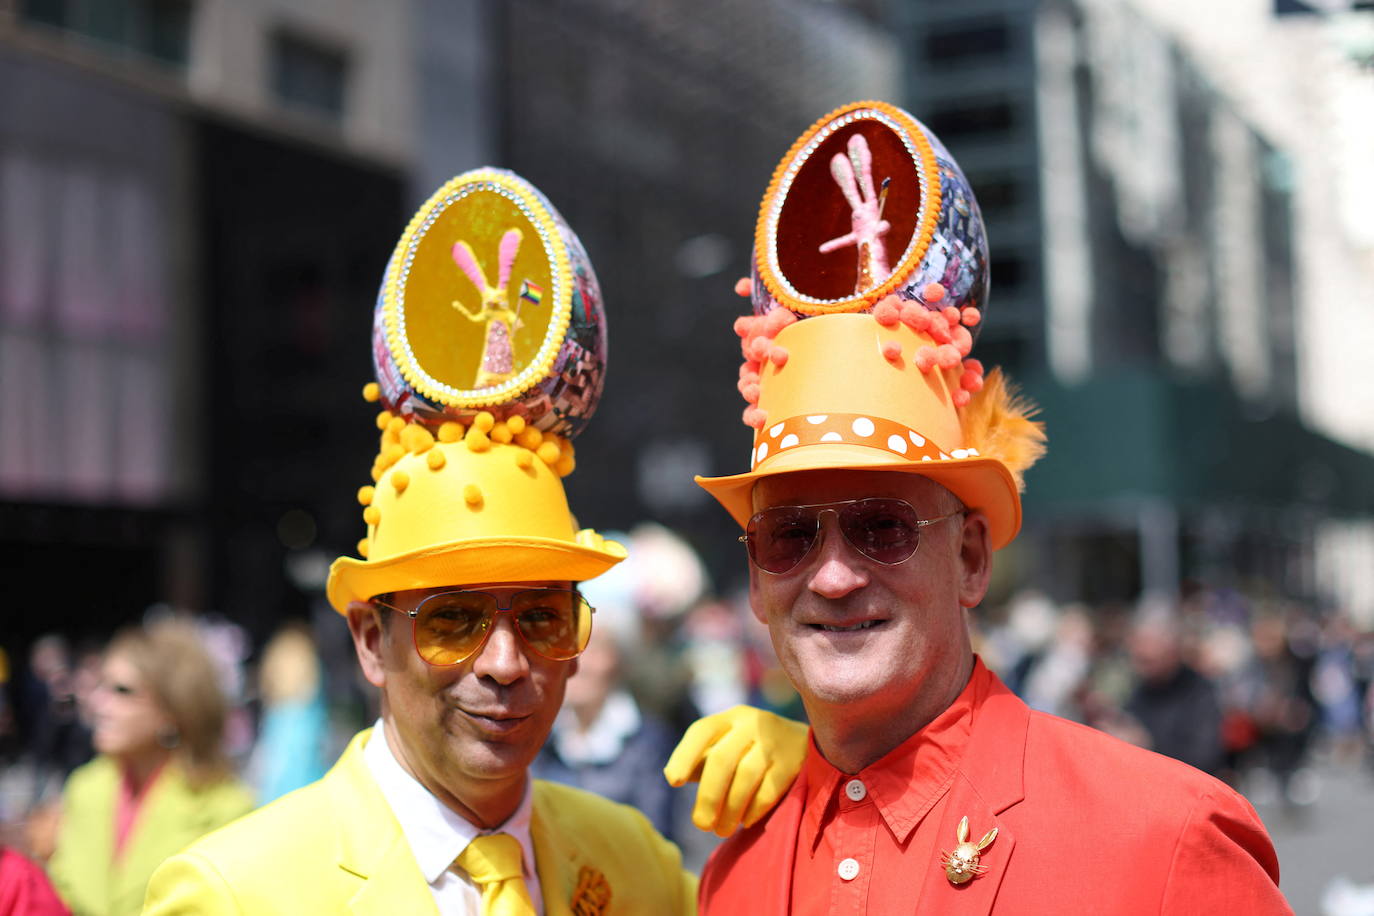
[346,601,387,689]
[745,564,769,625]
[957,510,993,609]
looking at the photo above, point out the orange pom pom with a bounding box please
[392,470,410,492]
[763,307,797,336]
[426,448,446,470]
[490,422,513,444]
[743,406,767,429]
[952,389,972,408]
[357,538,370,558]
[362,382,380,403]
[923,281,946,303]
[769,345,789,368]
[506,415,527,435]
[733,315,756,338]
[739,361,760,381]
[963,358,985,376]
[473,411,495,432]
[926,320,951,345]
[463,484,483,506]
[518,428,543,450]
[881,340,903,361]
[748,336,772,361]
[555,454,575,477]
[363,506,381,526]
[961,307,981,326]
[357,485,375,506]
[537,441,561,465]
[873,297,901,327]
[942,306,961,327]
[742,383,760,403]
[734,277,754,298]
[900,304,931,331]
[914,346,937,372]
[961,368,985,392]
[936,344,962,369]
[438,421,463,443]
[952,326,974,357]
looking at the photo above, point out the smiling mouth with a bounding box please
[811,620,884,633]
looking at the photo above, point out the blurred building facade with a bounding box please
[895,0,1374,623]
[0,0,898,652]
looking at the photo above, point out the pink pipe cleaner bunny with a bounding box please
[451,227,524,388]
[818,133,892,294]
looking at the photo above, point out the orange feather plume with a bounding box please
[958,368,1046,491]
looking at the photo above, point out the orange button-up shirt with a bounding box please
[790,665,981,915]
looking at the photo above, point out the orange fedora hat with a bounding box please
[696,102,1044,550]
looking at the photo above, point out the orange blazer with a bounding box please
[699,673,1290,915]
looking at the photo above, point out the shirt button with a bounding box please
[844,779,867,801]
[838,857,860,881]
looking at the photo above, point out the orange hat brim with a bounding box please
[695,442,1021,551]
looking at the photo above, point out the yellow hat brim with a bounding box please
[327,536,627,613]
[695,442,1021,551]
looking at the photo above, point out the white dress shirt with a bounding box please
[363,720,544,915]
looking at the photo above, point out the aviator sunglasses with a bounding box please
[740,497,964,575]
[373,588,593,667]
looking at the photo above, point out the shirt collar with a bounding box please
[799,657,993,851]
[363,719,538,885]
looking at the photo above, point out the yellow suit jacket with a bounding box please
[143,730,696,914]
[47,756,253,916]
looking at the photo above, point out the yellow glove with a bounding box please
[663,705,809,837]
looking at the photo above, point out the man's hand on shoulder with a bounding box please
[664,705,808,837]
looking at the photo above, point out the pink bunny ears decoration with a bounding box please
[451,227,523,302]
[819,134,892,293]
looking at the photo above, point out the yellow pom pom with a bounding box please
[375,411,392,430]
[362,382,380,402]
[474,411,495,432]
[382,442,405,464]
[514,450,533,470]
[363,506,380,526]
[357,538,370,558]
[490,422,513,444]
[555,454,575,477]
[463,483,483,506]
[370,465,382,482]
[386,416,406,434]
[401,424,435,454]
[392,470,409,492]
[465,426,492,453]
[506,415,527,434]
[427,448,446,470]
[518,428,543,450]
[537,441,561,465]
[438,421,463,443]
[357,485,375,506]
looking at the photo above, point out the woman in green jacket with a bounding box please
[47,619,253,916]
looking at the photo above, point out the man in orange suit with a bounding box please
[690,102,1290,913]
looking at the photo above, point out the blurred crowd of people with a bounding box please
[3,529,1373,913]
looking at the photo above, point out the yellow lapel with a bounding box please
[324,730,440,915]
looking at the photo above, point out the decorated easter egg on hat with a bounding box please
[370,167,607,439]
[750,100,989,341]
[700,102,1045,551]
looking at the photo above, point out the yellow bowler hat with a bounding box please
[696,312,1031,549]
[327,422,626,613]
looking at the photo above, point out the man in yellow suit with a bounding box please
[143,170,699,915]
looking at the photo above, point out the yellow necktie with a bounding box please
[455,833,536,916]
